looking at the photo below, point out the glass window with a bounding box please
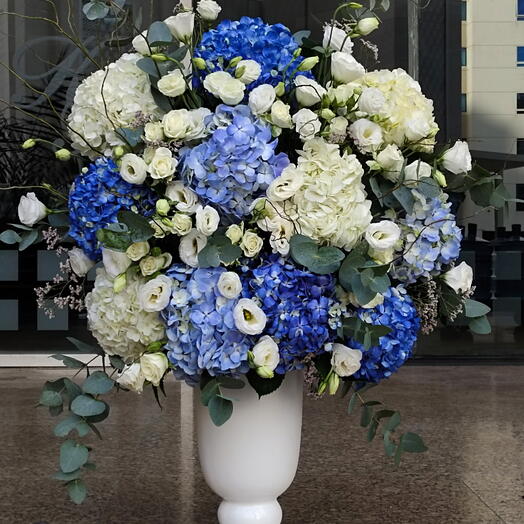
[461,93,467,112]
[461,1,467,21]
[518,0,524,20]
[518,47,524,66]
[517,138,524,154]
[518,93,524,114]
[461,47,467,66]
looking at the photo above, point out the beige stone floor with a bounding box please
[0,365,523,524]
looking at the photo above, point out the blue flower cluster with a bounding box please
[243,255,337,373]
[195,16,312,90]
[162,265,252,383]
[68,157,157,260]
[180,105,289,221]
[392,192,462,284]
[350,287,420,383]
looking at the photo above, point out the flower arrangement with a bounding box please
[1,0,503,505]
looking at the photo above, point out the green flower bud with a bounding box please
[317,380,328,395]
[192,57,207,70]
[320,108,336,121]
[55,148,72,162]
[150,54,168,62]
[235,65,246,79]
[298,56,319,71]
[293,47,303,59]
[274,82,285,97]
[22,138,36,150]
[150,246,162,257]
[113,273,127,293]
[228,56,243,68]
[328,373,340,396]
[156,199,171,216]
[433,170,448,188]
[356,17,380,36]
[256,366,275,379]
[348,2,363,8]
[271,125,282,138]
[146,341,166,352]
[113,145,126,159]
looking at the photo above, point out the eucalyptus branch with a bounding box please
[0,184,68,201]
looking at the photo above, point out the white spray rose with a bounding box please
[293,108,321,140]
[197,0,222,20]
[140,352,169,386]
[323,25,353,53]
[18,193,47,227]
[195,205,220,236]
[251,335,280,371]
[138,275,173,312]
[120,153,148,184]
[139,253,172,277]
[171,213,193,236]
[117,363,145,393]
[185,107,212,141]
[349,119,383,152]
[68,248,95,277]
[330,344,363,377]
[374,144,404,181]
[236,59,262,85]
[328,83,355,105]
[331,51,365,83]
[126,241,150,262]
[356,17,379,36]
[270,101,293,129]
[294,75,326,107]
[225,224,244,244]
[240,231,264,257]
[144,121,165,143]
[203,71,246,105]
[403,160,432,185]
[165,11,195,42]
[157,69,187,98]
[179,228,207,267]
[166,181,199,214]
[248,84,276,115]
[441,140,472,174]
[443,262,473,294]
[267,164,304,201]
[217,271,242,299]
[148,147,178,180]
[102,248,132,279]
[162,109,192,140]
[404,111,432,143]
[233,298,267,335]
[365,220,401,251]
[358,87,386,114]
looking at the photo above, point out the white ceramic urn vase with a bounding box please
[197,372,304,524]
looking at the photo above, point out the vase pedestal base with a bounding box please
[218,500,282,524]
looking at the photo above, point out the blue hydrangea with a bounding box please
[242,255,337,373]
[162,265,252,383]
[392,191,462,284]
[349,286,420,383]
[195,17,312,90]
[180,104,289,221]
[68,157,157,260]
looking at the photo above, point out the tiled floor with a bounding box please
[0,365,523,524]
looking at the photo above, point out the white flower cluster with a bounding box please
[68,54,160,158]
[85,269,165,361]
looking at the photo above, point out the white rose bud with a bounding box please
[102,248,132,279]
[294,75,326,107]
[140,353,169,387]
[331,51,365,83]
[171,213,193,236]
[217,271,242,299]
[270,101,293,129]
[365,220,401,251]
[226,224,244,244]
[292,108,321,140]
[117,363,145,393]
[166,181,199,214]
[323,25,353,53]
[240,231,264,257]
[196,0,222,21]
[443,262,473,294]
[203,71,246,105]
[132,31,153,55]
[138,275,173,312]
[441,140,472,175]
[148,147,178,180]
[120,153,148,185]
[251,335,280,372]
[144,121,165,143]
[358,87,386,114]
[18,192,47,227]
[233,298,267,335]
[266,164,304,201]
[248,84,276,115]
[139,253,172,277]
[195,205,220,236]
[349,119,384,152]
[68,247,94,277]
[157,69,187,98]
[236,60,262,85]
[403,160,432,186]
[374,144,404,182]
[330,343,363,377]
[126,241,150,262]
[179,228,208,267]
[165,11,195,43]
[162,109,191,140]
[356,16,380,36]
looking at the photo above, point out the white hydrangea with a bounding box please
[68,53,160,158]
[268,138,372,250]
[353,68,439,152]
[85,269,165,362]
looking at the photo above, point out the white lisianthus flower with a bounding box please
[240,231,264,258]
[148,147,178,180]
[140,353,169,386]
[157,69,187,98]
[126,241,150,262]
[331,51,365,83]
[323,25,353,53]
[179,228,208,267]
[267,164,304,201]
[251,335,280,371]
[358,87,386,114]
[403,160,432,185]
[225,224,244,244]
[204,71,246,105]
[441,140,472,174]
[443,262,473,294]
[102,248,132,278]
[144,121,165,143]
[18,193,47,227]
[138,275,173,312]
[197,0,222,20]
[217,271,242,299]
[236,60,262,85]
[117,363,145,393]
[268,219,294,256]
[165,11,195,42]
[120,153,148,184]
[270,101,293,129]
[294,75,326,107]
[68,247,94,277]
[139,253,172,277]
[365,220,401,251]
[356,17,379,36]
[166,181,200,214]
[195,205,220,236]
[292,108,321,140]
[185,107,212,141]
[248,84,276,115]
[349,119,384,152]
[132,31,154,56]
[372,144,404,181]
[171,213,193,236]
[233,298,267,335]
[330,344,363,377]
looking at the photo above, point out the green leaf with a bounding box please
[417,177,441,199]
[246,371,284,398]
[60,440,89,474]
[82,371,115,396]
[0,229,22,244]
[109,355,125,371]
[464,299,491,318]
[50,354,85,369]
[118,210,154,243]
[360,405,372,427]
[83,1,109,20]
[52,470,82,482]
[71,395,107,417]
[490,182,511,208]
[117,127,144,148]
[67,337,103,355]
[8,223,33,231]
[83,401,110,423]
[48,214,70,228]
[43,378,65,393]
[96,228,132,252]
[49,405,63,417]
[290,235,345,275]
[68,479,87,505]
[367,419,379,442]
[64,379,83,405]
[217,377,245,390]
[19,229,39,251]
[137,57,160,78]
[200,379,219,407]
[384,411,401,432]
[400,432,428,453]
[148,20,173,45]
[198,244,221,268]
[393,186,415,214]
[348,392,358,414]
[40,389,63,408]
[469,315,491,335]
[208,395,233,427]
[383,430,397,457]
[293,29,311,45]
[54,415,83,438]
